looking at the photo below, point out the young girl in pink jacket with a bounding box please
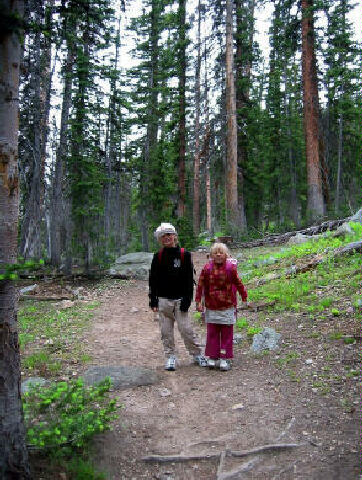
[195,243,247,371]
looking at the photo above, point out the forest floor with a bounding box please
[25,250,361,480]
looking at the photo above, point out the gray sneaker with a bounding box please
[219,359,231,371]
[207,358,216,369]
[194,354,208,367]
[165,355,176,371]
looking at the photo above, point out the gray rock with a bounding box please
[287,233,310,245]
[81,365,159,390]
[20,284,38,295]
[115,252,153,265]
[250,327,281,353]
[21,377,50,394]
[109,252,154,280]
[349,208,362,223]
[332,222,353,237]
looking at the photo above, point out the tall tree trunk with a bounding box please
[140,0,160,250]
[301,0,324,220]
[50,44,74,268]
[20,0,44,259]
[225,0,240,230]
[235,0,253,232]
[0,1,31,477]
[335,114,343,213]
[193,0,202,237]
[177,0,187,217]
[104,19,121,255]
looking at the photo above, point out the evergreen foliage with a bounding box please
[17,0,362,268]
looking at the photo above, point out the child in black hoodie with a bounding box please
[149,222,207,371]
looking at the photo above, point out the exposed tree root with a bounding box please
[142,442,303,463]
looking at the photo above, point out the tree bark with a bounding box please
[335,114,343,213]
[50,22,74,268]
[177,0,187,218]
[301,0,324,220]
[225,0,240,230]
[193,0,202,237]
[0,1,31,477]
[235,0,253,233]
[20,0,44,260]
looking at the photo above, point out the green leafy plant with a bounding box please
[23,377,119,455]
[236,317,249,330]
[276,352,300,367]
[247,326,262,337]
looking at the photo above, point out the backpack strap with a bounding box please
[158,248,164,263]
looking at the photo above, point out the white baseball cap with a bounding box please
[154,222,178,240]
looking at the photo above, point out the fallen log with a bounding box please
[142,443,302,463]
[237,301,276,311]
[19,294,73,301]
[236,217,351,249]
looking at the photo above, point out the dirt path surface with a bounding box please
[85,252,360,480]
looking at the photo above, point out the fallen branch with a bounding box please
[235,217,351,249]
[217,457,259,480]
[142,443,303,463]
[216,451,226,478]
[20,294,73,301]
[238,301,276,312]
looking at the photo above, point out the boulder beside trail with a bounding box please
[109,252,154,280]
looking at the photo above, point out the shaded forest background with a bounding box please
[19,0,361,272]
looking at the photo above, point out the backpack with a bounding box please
[205,258,238,307]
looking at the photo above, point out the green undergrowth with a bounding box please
[19,298,119,479]
[19,300,99,377]
[242,250,360,313]
[243,222,362,273]
[24,377,120,479]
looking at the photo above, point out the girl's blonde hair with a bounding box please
[210,242,230,257]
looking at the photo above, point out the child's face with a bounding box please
[160,233,177,248]
[211,249,227,264]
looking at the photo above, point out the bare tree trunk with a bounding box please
[50,24,74,268]
[225,0,240,230]
[193,0,202,237]
[335,114,343,213]
[177,0,186,218]
[0,1,31,477]
[20,0,44,259]
[301,0,324,220]
[104,19,121,255]
[235,0,253,233]
[206,159,211,232]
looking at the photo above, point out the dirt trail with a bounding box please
[86,252,360,480]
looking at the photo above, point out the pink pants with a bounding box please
[205,323,233,359]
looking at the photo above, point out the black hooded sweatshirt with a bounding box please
[148,246,193,312]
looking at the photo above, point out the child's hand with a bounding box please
[196,302,204,312]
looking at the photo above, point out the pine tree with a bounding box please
[301,0,324,220]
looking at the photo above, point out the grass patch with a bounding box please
[19,301,99,377]
[246,253,360,313]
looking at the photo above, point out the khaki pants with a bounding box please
[158,298,201,358]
